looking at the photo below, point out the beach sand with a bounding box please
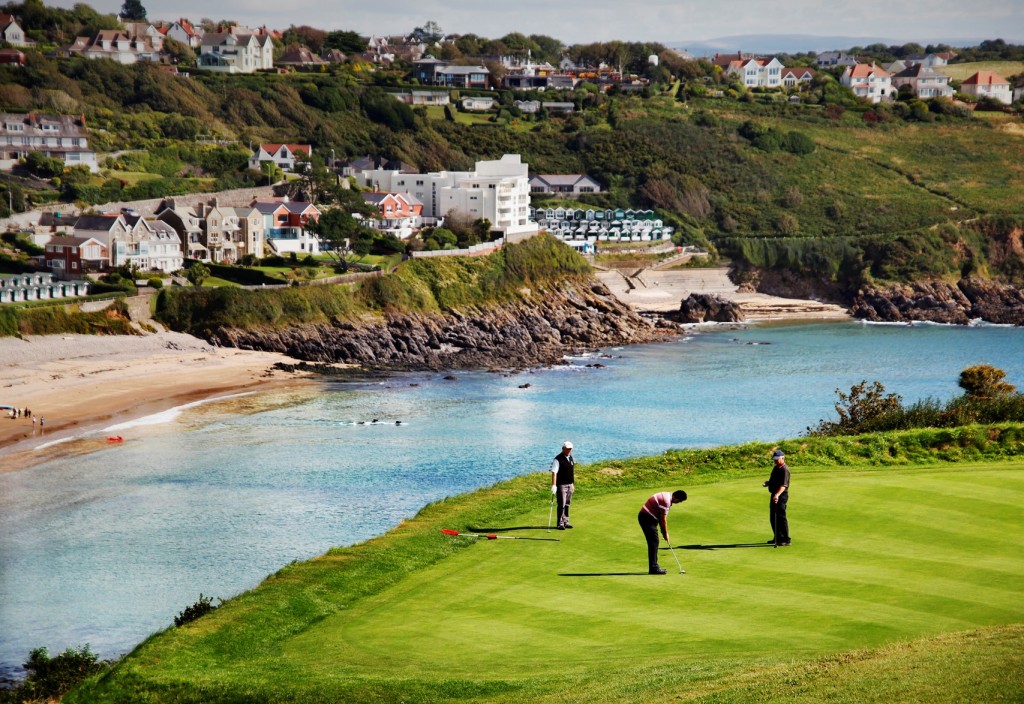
[595,266,851,320]
[0,332,315,473]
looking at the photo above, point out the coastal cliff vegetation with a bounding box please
[155,233,591,335]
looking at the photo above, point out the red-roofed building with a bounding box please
[362,192,423,238]
[960,71,1012,105]
[248,143,313,172]
[841,63,893,103]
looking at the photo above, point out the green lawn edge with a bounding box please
[66,424,1024,703]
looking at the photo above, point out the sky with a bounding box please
[51,0,1024,46]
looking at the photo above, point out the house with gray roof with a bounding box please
[891,64,954,99]
[529,174,601,195]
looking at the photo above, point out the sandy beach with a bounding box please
[595,266,851,320]
[0,332,314,473]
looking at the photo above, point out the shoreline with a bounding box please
[595,266,852,321]
[0,332,318,474]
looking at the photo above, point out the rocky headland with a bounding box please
[849,278,1024,325]
[212,280,671,371]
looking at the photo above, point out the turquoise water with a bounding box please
[1,321,1023,674]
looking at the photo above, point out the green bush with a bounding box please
[0,645,108,702]
[174,594,217,627]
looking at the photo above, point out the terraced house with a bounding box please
[0,113,98,172]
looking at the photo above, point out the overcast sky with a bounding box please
[52,0,1024,46]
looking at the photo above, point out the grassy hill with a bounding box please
[64,425,1024,703]
[943,61,1024,81]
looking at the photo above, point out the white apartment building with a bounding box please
[355,154,538,237]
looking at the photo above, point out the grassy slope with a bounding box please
[67,426,1024,703]
[943,61,1024,82]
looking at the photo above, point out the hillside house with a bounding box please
[891,64,954,99]
[461,96,496,111]
[63,30,162,63]
[362,192,424,239]
[781,67,816,88]
[44,236,108,276]
[435,65,490,89]
[960,71,1012,105]
[529,174,601,195]
[278,46,327,67]
[0,113,98,172]
[841,64,893,103]
[816,51,857,68]
[199,31,274,73]
[0,13,29,46]
[248,143,312,172]
[159,18,202,49]
[252,199,321,255]
[727,57,785,88]
[390,90,450,106]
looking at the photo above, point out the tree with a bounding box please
[307,207,370,270]
[324,30,366,55]
[810,380,904,436]
[185,262,209,287]
[413,20,444,43]
[959,365,1016,398]
[119,0,146,20]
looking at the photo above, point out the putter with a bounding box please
[547,493,555,532]
[666,537,685,574]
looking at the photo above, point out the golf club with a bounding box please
[440,529,559,542]
[665,536,686,574]
[547,493,555,532]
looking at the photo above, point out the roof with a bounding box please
[46,235,91,247]
[437,65,489,75]
[847,63,891,79]
[532,174,594,186]
[73,214,122,231]
[278,46,326,65]
[961,71,1009,86]
[893,64,950,80]
[258,144,312,156]
[781,67,816,77]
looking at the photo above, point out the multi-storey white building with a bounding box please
[960,71,1012,105]
[199,31,274,73]
[356,154,538,238]
[0,113,98,172]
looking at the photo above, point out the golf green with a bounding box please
[282,465,1023,679]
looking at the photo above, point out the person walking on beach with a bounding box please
[765,449,791,546]
[550,441,576,530]
[638,490,687,574]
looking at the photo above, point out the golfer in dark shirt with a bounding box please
[766,449,791,546]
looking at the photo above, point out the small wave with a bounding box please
[102,392,255,432]
[33,435,77,451]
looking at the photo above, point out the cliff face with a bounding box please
[735,264,1024,326]
[849,278,1024,325]
[212,280,667,370]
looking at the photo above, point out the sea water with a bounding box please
[1,321,1023,675]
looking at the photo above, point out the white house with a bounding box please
[160,18,203,49]
[960,71,1012,105]
[64,30,162,63]
[199,31,274,73]
[891,64,954,99]
[252,199,321,255]
[529,174,602,195]
[728,57,785,89]
[248,144,313,172]
[356,155,538,238]
[0,113,98,172]
[460,96,496,111]
[0,13,29,47]
[841,63,893,104]
[781,67,816,88]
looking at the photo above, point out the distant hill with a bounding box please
[672,34,1003,56]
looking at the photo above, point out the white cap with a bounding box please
[563,441,573,449]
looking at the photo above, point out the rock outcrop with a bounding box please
[666,294,745,324]
[850,278,1024,325]
[213,280,670,370]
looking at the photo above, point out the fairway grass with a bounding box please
[66,430,1024,703]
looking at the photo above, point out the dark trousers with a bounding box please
[769,491,789,543]
[638,510,660,570]
[556,483,574,527]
